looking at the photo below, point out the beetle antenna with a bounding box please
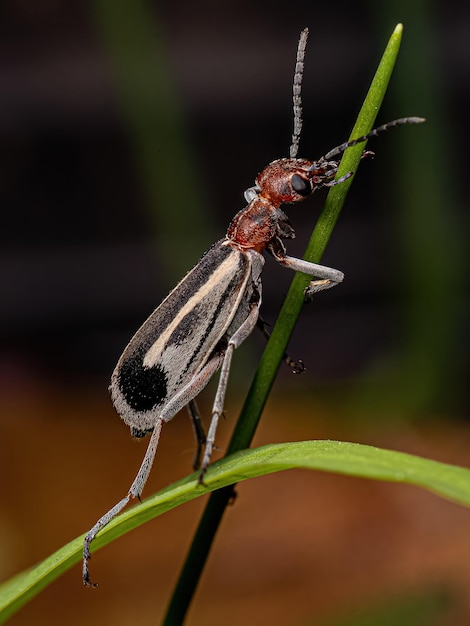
[290,28,309,158]
[322,116,426,161]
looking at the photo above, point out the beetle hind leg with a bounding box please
[187,399,207,470]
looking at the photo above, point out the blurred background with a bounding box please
[0,1,469,624]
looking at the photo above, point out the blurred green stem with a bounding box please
[364,3,465,412]
[91,0,212,280]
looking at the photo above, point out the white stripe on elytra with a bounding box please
[143,251,248,369]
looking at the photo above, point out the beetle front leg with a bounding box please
[303,277,339,302]
[274,253,344,302]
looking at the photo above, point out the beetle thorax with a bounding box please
[226,198,280,251]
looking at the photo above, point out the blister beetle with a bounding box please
[83,27,424,586]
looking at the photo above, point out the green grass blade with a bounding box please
[91,0,212,279]
[1,440,469,624]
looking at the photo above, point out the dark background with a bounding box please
[1,1,469,625]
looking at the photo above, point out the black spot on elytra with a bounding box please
[118,347,168,412]
[131,427,150,438]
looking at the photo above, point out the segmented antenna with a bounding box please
[322,116,426,161]
[290,28,309,159]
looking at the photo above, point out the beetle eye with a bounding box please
[291,174,311,196]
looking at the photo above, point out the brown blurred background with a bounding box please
[0,1,469,625]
